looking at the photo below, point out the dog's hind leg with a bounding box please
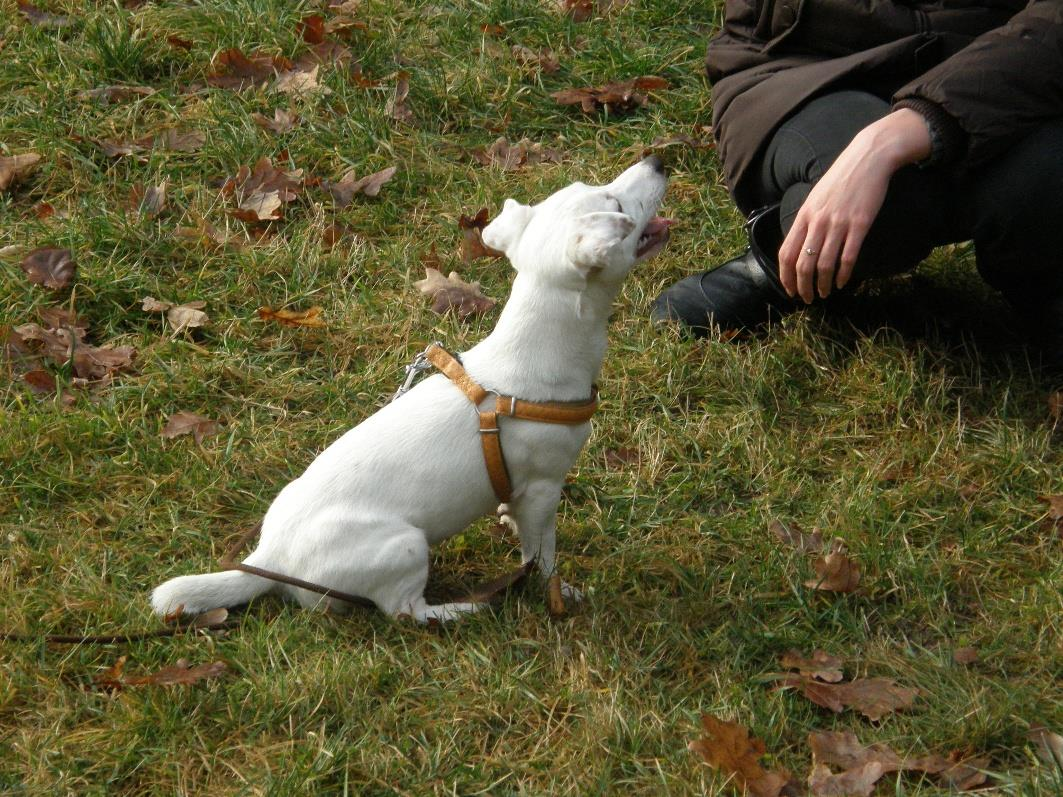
[369,528,485,623]
[510,480,582,602]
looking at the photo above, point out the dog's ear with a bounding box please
[482,199,533,256]
[566,211,636,274]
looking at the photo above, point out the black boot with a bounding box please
[652,205,795,335]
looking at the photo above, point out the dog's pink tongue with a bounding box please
[644,217,674,235]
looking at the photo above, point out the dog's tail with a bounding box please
[151,570,273,617]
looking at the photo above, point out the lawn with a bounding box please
[1,0,1061,794]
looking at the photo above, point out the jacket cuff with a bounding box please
[892,97,966,168]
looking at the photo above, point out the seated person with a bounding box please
[653,0,1063,373]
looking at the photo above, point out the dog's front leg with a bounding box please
[510,480,583,603]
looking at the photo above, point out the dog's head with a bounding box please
[482,156,671,290]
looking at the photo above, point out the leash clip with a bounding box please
[391,341,442,402]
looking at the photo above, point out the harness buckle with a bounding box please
[391,341,443,402]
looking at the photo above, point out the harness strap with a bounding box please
[423,344,598,504]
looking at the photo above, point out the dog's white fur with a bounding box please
[152,157,669,623]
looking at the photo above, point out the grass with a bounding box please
[1,0,1061,793]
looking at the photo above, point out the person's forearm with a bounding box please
[850,108,933,172]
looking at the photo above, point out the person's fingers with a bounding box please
[796,224,826,304]
[836,215,872,290]
[815,226,846,299]
[777,216,807,298]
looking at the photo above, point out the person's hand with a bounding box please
[778,108,933,303]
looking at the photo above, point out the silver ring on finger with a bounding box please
[805,247,818,256]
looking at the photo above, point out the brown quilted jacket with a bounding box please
[706,0,1063,211]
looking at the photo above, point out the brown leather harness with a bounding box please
[422,343,598,503]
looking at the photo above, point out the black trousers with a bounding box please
[750,90,1063,310]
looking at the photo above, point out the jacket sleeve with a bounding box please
[893,0,1063,170]
[764,0,1013,57]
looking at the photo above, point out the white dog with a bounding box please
[152,156,671,623]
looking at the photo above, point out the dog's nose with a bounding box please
[642,154,667,175]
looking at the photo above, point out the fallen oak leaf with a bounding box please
[806,539,861,593]
[936,754,989,791]
[551,76,669,114]
[0,153,42,192]
[778,675,918,721]
[207,48,293,90]
[688,715,797,797]
[604,446,640,469]
[458,208,504,263]
[770,519,823,554]
[253,107,299,134]
[156,129,205,152]
[808,762,889,797]
[22,368,73,405]
[231,189,284,222]
[166,34,193,51]
[325,165,397,207]
[274,65,329,96]
[16,0,73,28]
[952,646,979,665]
[161,411,221,444]
[511,44,560,74]
[20,247,76,289]
[257,306,327,328]
[389,71,414,125]
[415,267,497,318]
[77,85,156,103]
[1029,726,1063,769]
[561,0,595,22]
[472,137,562,171]
[780,649,844,683]
[95,657,227,690]
[297,13,326,44]
[166,303,208,333]
[128,181,167,218]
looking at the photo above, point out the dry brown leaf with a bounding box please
[77,85,156,103]
[551,76,669,114]
[1049,391,1062,423]
[128,181,168,218]
[166,303,209,333]
[780,649,844,683]
[20,247,76,289]
[458,208,505,263]
[808,731,906,774]
[808,762,888,797]
[297,13,326,44]
[274,65,328,95]
[688,715,796,797]
[174,218,244,251]
[258,306,327,328]
[770,519,823,554]
[161,411,221,444]
[22,369,74,407]
[17,0,73,28]
[95,656,227,690]
[321,222,352,250]
[16,315,134,381]
[390,72,414,125]
[38,305,86,334]
[71,344,136,381]
[415,267,497,318]
[33,201,55,219]
[472,137,563,171]
[167,34,193,51]
[325,165,397,206]
[780,675,918,721]
[0,153,42,192]
[648,133,715,151]
[952,646,979,665]
[511,44,560,74]
[1040,494,1063,524]
[806,541,861,593]
[157,129,205,152]
[253,107,299,134]
[1030,726,1063,769]
[546,574,567,618]
[207,48,293,90]
[232,190,284,222]
[464,562,534,603]
[604,447,640,469]
[561,0,595,22]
